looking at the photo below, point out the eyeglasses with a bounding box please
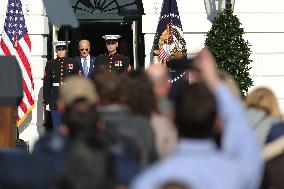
[80,48,89,52]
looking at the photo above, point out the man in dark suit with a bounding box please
[43,41,80,129]
[94,35,130,73]
[74,39,95,77]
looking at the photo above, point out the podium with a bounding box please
[0,56,23,148]
[0,107,17,147]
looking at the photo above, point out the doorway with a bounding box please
[58,22,134,67]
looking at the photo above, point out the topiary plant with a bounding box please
[205,8,253,96]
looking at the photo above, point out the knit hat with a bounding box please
[60,76,98,106]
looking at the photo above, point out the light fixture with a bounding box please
[225,0,235,11]
[204,0,235,21]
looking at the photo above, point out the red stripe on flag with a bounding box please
[19,101,27,113]
[23,34,31,51]
[15,44,34,88]
[0,39,11,55]
[23,79,34,106]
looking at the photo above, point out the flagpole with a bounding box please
[169,0,172,60]
[169,0,172,23]
[169,0,171,14]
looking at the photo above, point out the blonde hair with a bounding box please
[246,87,282,119]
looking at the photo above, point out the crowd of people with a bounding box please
[0,39,284,189]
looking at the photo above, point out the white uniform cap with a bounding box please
[102,35,121,41]
[53,41,70,47]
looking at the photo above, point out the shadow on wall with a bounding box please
[18,114,32,134]
[18,87,45,136]
[36,87,45,136]
[150,43,155,64]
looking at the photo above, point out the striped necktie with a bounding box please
[83,58,88,76]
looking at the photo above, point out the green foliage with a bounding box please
[205,10,253,96]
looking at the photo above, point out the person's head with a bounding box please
[123,70,158,118]
[175,81,218,139]
[246,87,282,119]
[147,64,171,97]
[103,35,120,54]
[58,76,99,137]
[78,39,90,58]
[89,70,125,105]
[62,98,99,138]
[54,41,69,58]
[160,182,190,189]
[59,76,98,111]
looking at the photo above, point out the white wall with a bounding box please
[0,0,49,148]
[142,0,284,111]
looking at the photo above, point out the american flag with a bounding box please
[0,0,35,126]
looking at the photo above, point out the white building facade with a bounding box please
[1,0,284,146]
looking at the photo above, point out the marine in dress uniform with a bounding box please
[43,41,80,129]
[94,35,130,73]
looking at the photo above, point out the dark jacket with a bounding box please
[261,153,284,189]
[98,105,157,162]
[94,52,129,73]
[43,57,80,110]
[266,121,284,143]
[74,55,96,77]
[261,136,284,189]
[0,149,57,189]
[97,105,157,185]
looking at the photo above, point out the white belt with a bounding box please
[52,83,60,87]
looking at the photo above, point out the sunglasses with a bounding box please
[80,48,89,52]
